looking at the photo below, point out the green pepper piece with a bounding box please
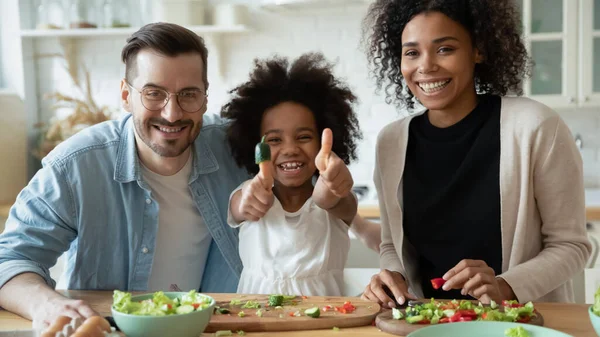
[255,135,271,164]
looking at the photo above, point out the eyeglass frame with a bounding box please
[125,81,208,113]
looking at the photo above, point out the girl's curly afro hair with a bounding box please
[363,0,532,109]
[221,52,362,176]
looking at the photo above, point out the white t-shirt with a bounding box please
[142,153,212,292]
[228,189,350,296]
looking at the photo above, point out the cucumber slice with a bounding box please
[176,305,195,315]
[255,136,271,164]
[406,315,424,324]
[304,307,320,318]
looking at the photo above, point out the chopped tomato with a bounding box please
[416,319,430,324]
[289,312,295,317]
[191,303,199,309]
[458,316,473,322]
[439,317,450,324]
[456,309,477,318]
[167,304,173,309]
[449,313,462,323]
[342,302,356,313]
[302,296,308,300]
[334,302,356,314]
[322,305,333,312]
[502,300,523,308]
[517,316,532,323]
[481,312,488,319]
[430,278,446,290]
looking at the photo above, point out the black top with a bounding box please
[402,95,502,300]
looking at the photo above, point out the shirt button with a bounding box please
[145,198,152,204]
[142,247,149,254]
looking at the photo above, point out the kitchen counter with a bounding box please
[358,205,600,220]
[358,188,600,221]
[0,291,598,336]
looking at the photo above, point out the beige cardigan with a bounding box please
[375,97,592,303]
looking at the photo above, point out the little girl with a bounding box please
[221,52,362,296]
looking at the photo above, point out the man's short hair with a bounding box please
[121,22,209,87]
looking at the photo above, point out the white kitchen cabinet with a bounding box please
[518,0,600,108]
[579,0,600,106]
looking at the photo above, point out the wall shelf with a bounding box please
[20,25,250,38]
[260,0,371,12]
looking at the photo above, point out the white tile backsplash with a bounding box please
[29,4,600,190]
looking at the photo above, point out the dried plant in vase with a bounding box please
[34,51,116,160]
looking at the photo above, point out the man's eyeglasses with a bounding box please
[126,81,208,113]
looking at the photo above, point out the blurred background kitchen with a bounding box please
[0,0,599,302]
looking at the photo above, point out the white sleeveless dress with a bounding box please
[228,195,350,296]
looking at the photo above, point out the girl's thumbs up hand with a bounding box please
[313,128,354,209]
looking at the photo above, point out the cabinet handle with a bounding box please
[584,96,590,102]
[569,97,576,103]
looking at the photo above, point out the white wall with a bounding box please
[0,0,28,203]
[0,0,25,96]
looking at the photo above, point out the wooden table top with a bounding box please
[0,291,598,336]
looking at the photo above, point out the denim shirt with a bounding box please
[0,114,249,292]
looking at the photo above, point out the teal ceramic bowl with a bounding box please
[111,292,215,337]
[589,306,600,336]
[407,321,572,337]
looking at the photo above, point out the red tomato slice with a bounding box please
[502,300,523,308]
[449,313,462,322]
[456,309,477,318]
[430,278,446,290]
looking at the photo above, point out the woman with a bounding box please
[361,0,591,308]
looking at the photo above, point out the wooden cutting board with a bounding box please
[375,306,544,336]
[205,294,381,333]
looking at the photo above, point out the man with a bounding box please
[0,23,248,327]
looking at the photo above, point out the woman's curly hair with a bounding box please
[221,52,362,176]
[363,0,532,109]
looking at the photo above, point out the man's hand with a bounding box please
[0,273,98,330]
[32,296,98,329]
[313,128,354,210]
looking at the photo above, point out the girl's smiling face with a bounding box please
[261,101,320,189]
